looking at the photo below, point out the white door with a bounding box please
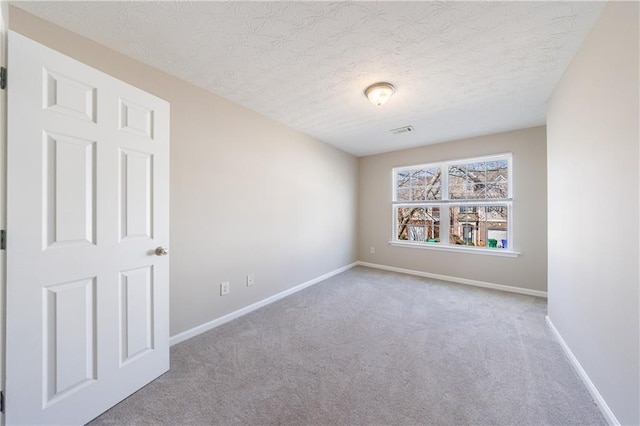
[6,31,170,425]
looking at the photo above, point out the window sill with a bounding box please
[388,241,521,257]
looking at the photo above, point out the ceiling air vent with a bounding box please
[390,125,414,135]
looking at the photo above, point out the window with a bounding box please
[393,154,513,253]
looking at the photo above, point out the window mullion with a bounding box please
[441,164,449,201]
[440,165,450,245]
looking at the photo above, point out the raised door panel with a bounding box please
[119,266,154,365]
[43,68,96,123]
[119,98,154,140]
[119,149,153,241]
[44,277,97,406]
[44,132,96,249]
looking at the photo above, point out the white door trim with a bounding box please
[0,3,8,426]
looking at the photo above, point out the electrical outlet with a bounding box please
[247,274,255,287]
[220,281,230,296]
[370,246,375,254]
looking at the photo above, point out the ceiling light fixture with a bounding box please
[364,82,395,106]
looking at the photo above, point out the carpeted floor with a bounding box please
[89,266,605,425]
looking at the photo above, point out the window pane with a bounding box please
[423,168,441,200]
[448,184,465,200]
[487,229,508,249]
[448,165,467,187]
[486,160,508,199]
[449,163,479,199]
[486,160,508,180]
[411,169,428,186]
[397,170,410,188]
[469,183,486,199]
[450,205,508,248]
[487,180,508,199]
[397,207,440,242]
[468,161,486,177]
[411,186,426,201]
[396,188,410,202]
[486,206,507,221]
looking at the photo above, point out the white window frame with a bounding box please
[390,153,520,257]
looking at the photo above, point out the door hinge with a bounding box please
[0,67,6,90]
[1,390,5,413]
[1,230,6,250]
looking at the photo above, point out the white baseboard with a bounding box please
[545,317,619,426]
[170,262,358,346]
[356,261,547,298]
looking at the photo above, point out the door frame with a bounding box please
[0,2,8,426]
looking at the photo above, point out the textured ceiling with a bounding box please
[12,1,605,156]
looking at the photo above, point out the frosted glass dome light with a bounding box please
[365,82,395,106]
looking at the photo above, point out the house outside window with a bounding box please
[392,154,513,253]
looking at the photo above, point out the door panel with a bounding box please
[119,265,155,364]
[44,132,97,248]
[120,149,153,240]
[6,31,170,425]
[44,68,97,123]
[44,277,97,406]
[119,98,154,139]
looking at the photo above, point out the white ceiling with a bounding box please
[12,1,605,157]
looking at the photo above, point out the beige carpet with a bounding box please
[89,266,604,425]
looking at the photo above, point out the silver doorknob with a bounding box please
[155,247,169,256]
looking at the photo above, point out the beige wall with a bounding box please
[8,7,358,336]
[358,126,547,293]
[547,2,639,424]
